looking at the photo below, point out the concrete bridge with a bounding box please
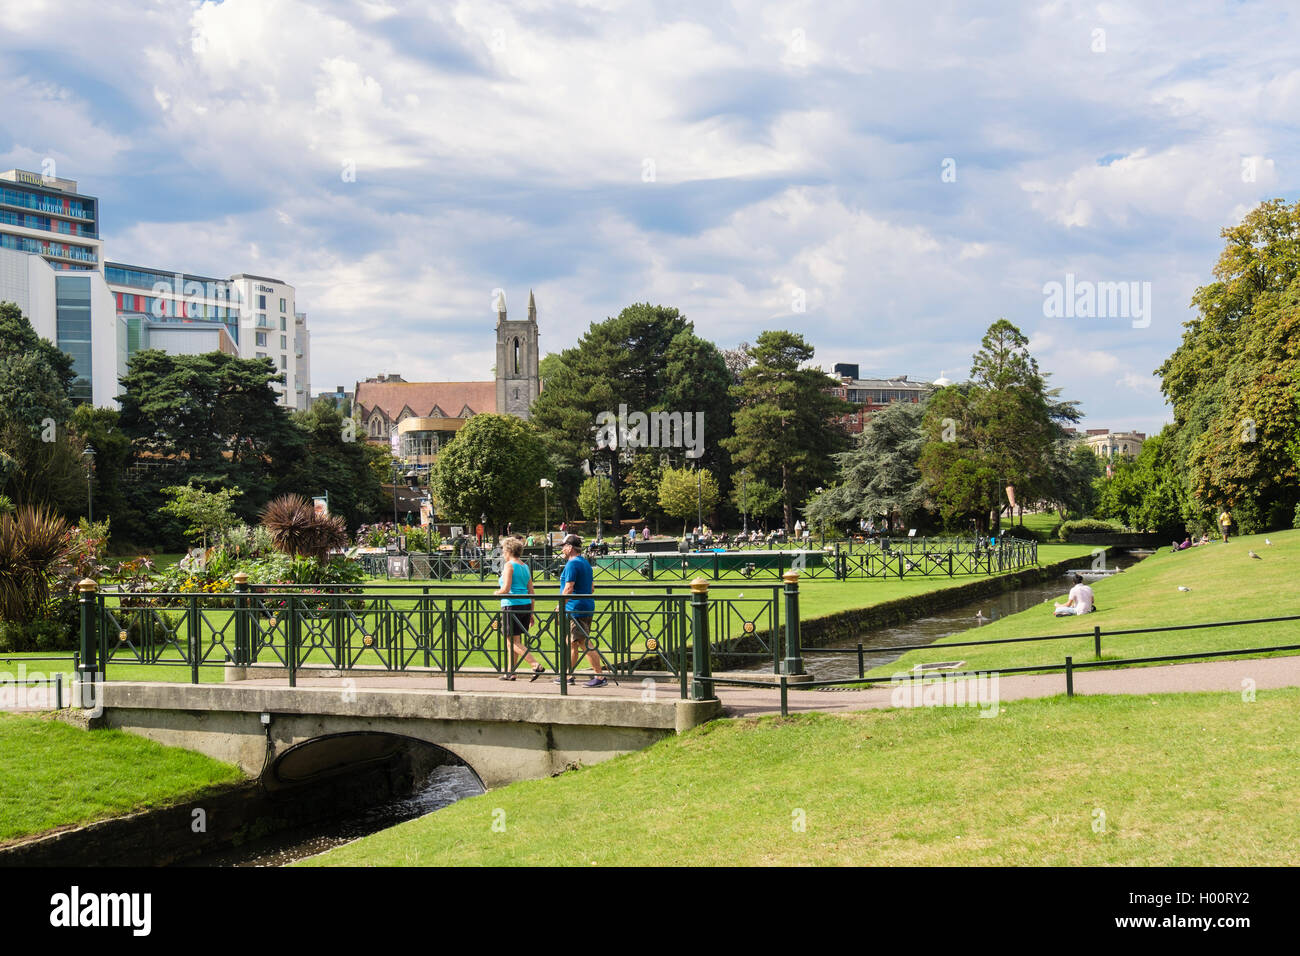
[96,680,721,789]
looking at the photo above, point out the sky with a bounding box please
[2,0,1297,435]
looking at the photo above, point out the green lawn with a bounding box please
[867,530,1300,677]
[0,713,245,842]
[304,689,1300,866]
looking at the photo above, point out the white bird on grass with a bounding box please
[1265,538,1273,546]
[1178,586,1192,592]
[1248,550,1262,560]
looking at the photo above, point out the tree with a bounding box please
[118,350,301,519]
[919,320,1078,532]
[815,396,929,528]
[430,414,549,532]
[159,482,243,550]
[658,466,720,535]
[728,470,782,527]
[0,302,84,511]
[576,475,616,527]
[722,331,851,530]
[1156,198,1300,530]
[278,399,388,531]
[1095,430,1189,535]
[530,304,733,525]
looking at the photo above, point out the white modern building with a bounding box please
[294,312,311,411]
[105,263,308,409]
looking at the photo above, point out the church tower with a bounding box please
[495,289,540,420]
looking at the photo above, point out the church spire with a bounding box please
[527,289,536,321]
[495,290,507,322]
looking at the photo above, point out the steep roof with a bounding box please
[355,380,497,419]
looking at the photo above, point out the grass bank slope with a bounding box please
[0,714,244,842]
[868,531,1300,677]
[305,690,1300,867]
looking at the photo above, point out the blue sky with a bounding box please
[3,0,1297,434]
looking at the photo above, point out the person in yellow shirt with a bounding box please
[1219,509,1232,543]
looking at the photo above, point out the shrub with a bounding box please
[998,524,1043,542]
[0,618,75,652]
[0,506,76,623]
[1057,518,1127,541]
[261,495,349,562]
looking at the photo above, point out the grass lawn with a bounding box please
[867,530,1300,678]
[0,713,245,842]
[304,689,1300,866]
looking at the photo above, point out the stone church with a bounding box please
[354,290,541,464]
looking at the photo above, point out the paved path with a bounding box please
[218,654,1300,717]
[5,656,1298,716]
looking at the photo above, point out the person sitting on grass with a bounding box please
[1053,573,1095,616]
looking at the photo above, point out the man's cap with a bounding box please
[562,534,582,547]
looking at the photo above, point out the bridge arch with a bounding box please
[267,730,485,794]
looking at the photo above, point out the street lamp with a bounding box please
[815,486,825,548]
[540,478,553,577]
[741,471,749,536]
[592,462,608,544]
[390,459,400,532]
[82,445,96,522]
[695,467,703,537]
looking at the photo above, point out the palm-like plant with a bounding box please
[0,506,74,622]
[260,495,348,563]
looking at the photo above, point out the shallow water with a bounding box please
[186,765,485,867]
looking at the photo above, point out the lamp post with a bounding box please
[390,459,400,531]
[741,471,749,536]
[82,445,96,522]
[540,478,553,578]
[815,486,824,548]
[592,462,608,544]
[695,467,702,536]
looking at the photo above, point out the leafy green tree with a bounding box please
[160,482,243,549]
[430,414,549,533]
[118,350,301,519]
[815,396,929,528]
[278,399,388,531]
[531,304,732,524]
[0,302,83,511]
[1157,198,1300,529]
[658,466,720,535]
[919,321,1077,532]
[1095,430,1188,535]
[721,331,851,530]
[728,471,782,528]
[576,475,616,527]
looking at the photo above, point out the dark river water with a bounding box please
[186,765,485,867]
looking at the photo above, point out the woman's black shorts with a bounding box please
[504,607,533,636]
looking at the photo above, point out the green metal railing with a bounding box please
[77,574,801,702]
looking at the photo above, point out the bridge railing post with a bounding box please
[444,597,455,692]
[782,570,805,676]
[287,595,299,688]
[77,579,98,710]
[557,599,568,697]
[690,577,715,701]
[233,572,249,666]
[188,592,200,685]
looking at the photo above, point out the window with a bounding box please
[280,335,287,350]
[280,355,287,369]
[280,316,286,331]
[257,295,266,309]
[280,298,286,312]
[257,313,268,327]
[256,351,267,359]
[256,332,267,347]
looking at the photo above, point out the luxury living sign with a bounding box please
[593,405,705,458]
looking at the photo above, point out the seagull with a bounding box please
[975,610,987,624]
[1248,550,1262,560]
[1265,538,1273,546]
[1178,586,1192,592]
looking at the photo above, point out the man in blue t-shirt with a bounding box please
[557,534,606,687]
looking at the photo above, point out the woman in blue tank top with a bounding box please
[494,537,543,680]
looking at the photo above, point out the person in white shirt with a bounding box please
[1054,574,1095,616]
